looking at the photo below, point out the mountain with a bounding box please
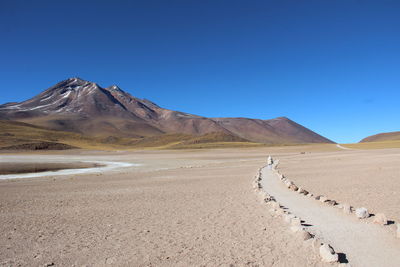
[360,131,400,143]
[0,78,334,144]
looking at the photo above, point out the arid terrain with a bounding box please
[0,145,339,267]
[277,147,400,223]
[1,144,399,266]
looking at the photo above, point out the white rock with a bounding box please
[267,156,273,165]
[291,217,302,227]
[307,193,313,198]
[289,184,298,191]
[284,180,293,188]
[297,187,306,194]
[326,200,337,206]
[373,213,388,225]
[275,208,285,216]
[355,207,369,219]
[311,238,323,253]
[342,203,352,214]
[284,214,296,223]
[396,224,400,238]
[319,243,339,263]
[270,201,280,209]
[319,196,328,202]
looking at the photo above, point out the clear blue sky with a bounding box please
[1,0,399,143]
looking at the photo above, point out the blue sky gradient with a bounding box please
[1,0,399,143]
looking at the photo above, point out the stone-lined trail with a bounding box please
[261,165,400,267]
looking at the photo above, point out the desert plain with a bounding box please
[0,144,399,266]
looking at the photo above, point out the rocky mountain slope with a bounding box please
[0,78,334,144]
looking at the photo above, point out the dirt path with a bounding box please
[261,165,400,267]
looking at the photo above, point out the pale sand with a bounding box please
[0,147,332,267]
[277,148,400,222]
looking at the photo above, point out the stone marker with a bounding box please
[342,203,352,214]
[326,200,337,206]
[319,196,328,203]
[311,238,323,253]
[297,187,307,194]
[289,184,299,191]
[319,243,339,263]
[299,230,312,240]
[373,213,388,225]
[275,208,285,216]
[355,207,369,219]
[285,180,293,188]
[291,217,302,227]
[284,214,296,223]
[267,156,273,165]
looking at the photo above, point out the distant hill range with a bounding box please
[0,78,333,148]
[360,131,400,143]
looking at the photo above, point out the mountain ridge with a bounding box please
[0,78,334,144]
[360,131,400,143]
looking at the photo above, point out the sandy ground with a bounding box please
[0,147,334,267]
[277,148,400,222]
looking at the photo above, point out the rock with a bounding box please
[299,230,312,240]
[291,217,302,227]
[319,243,339,263]
[373,213,388,225]
[342,203,352,214]
[326,200,337,206]
[307,193,313,198]
[396,223,400,238]
[284,214,296,223]
[315,195,321,200]
[297,187,307,194]
[274,159,280,168]
[264,195,274,202]
[289,184,298,191]
[284,180,293,188]
[319,196,328,202]
[311,238,323,253]
[275,208,285,216]
[267,156,273,165]
[355,207,369,219]
[270,201,280,209]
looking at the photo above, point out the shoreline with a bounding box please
[0,159,138,180]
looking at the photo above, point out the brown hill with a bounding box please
[360,131,400,143]
[0,120,258,150]
[0,78,334,144]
